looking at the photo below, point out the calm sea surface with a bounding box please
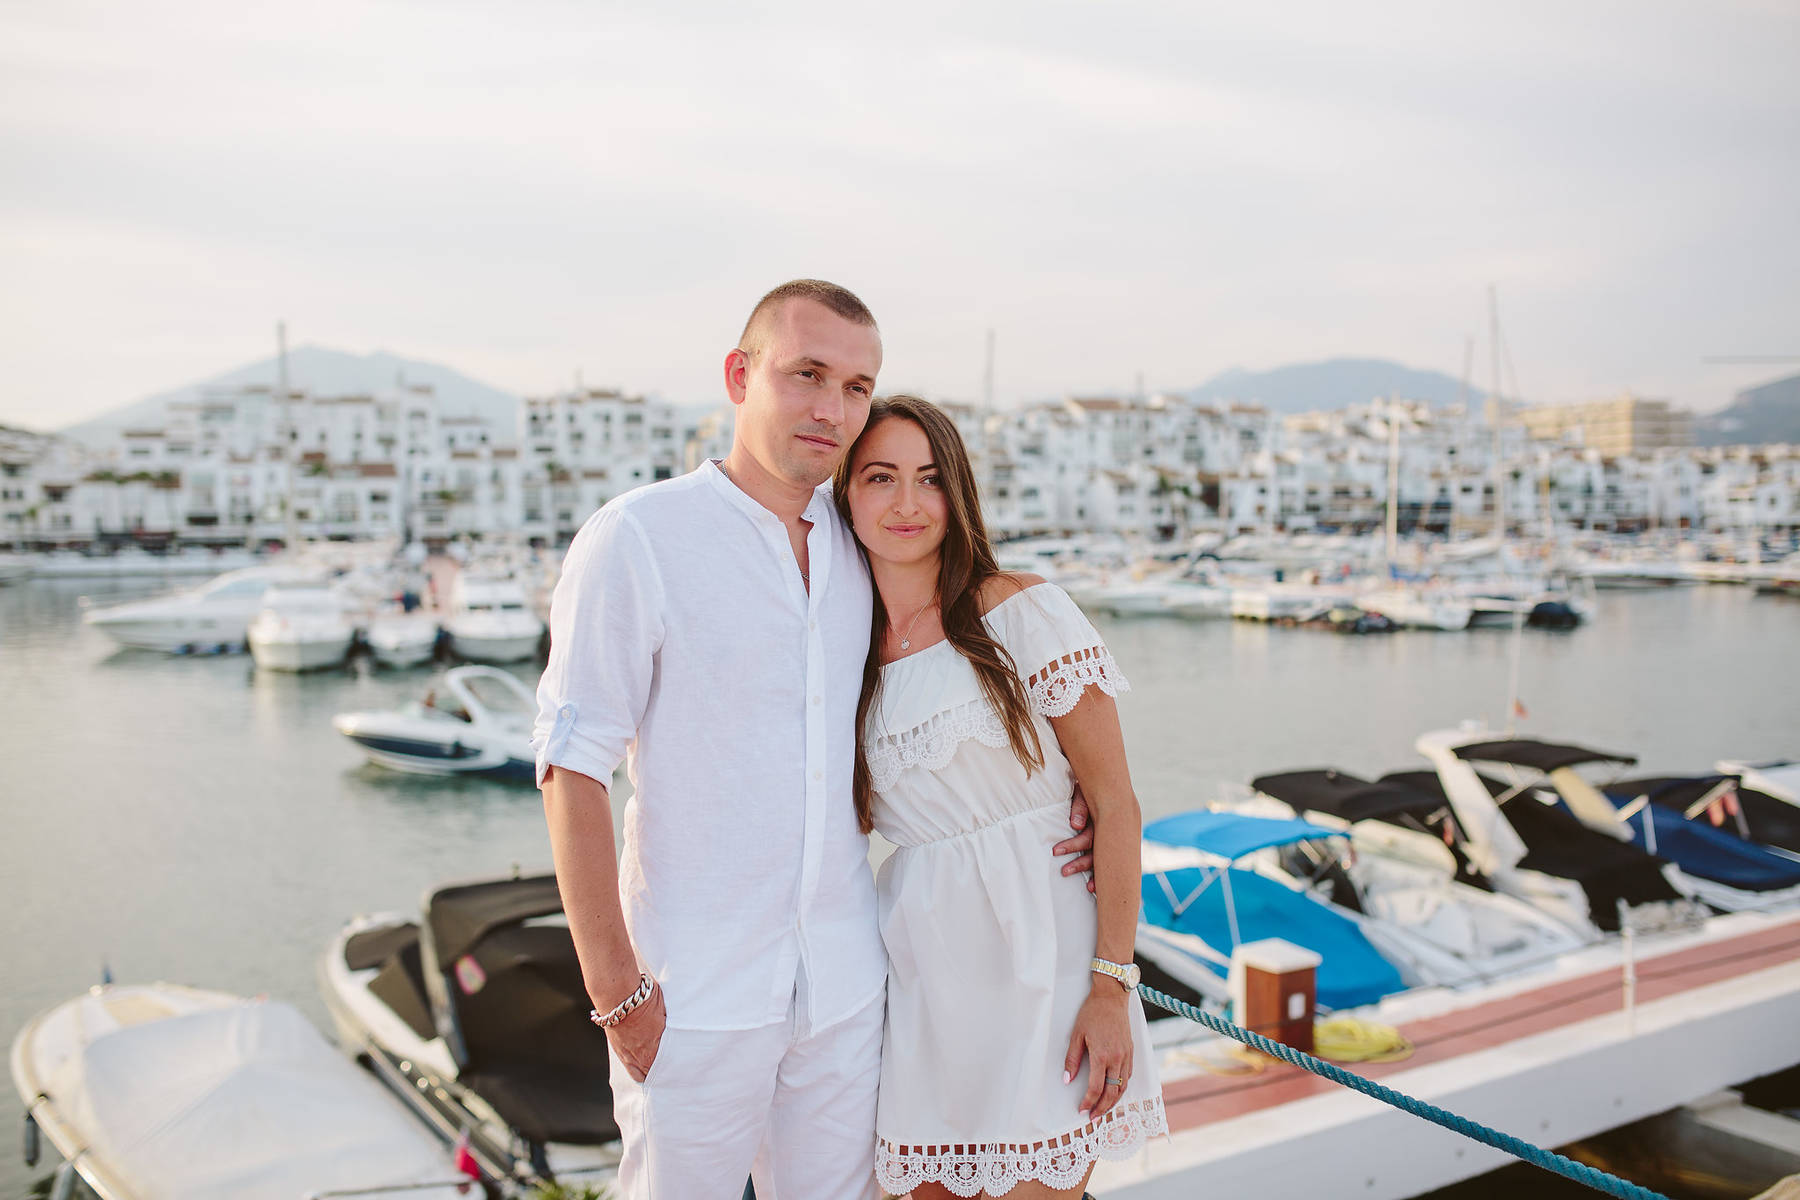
[2,575,1796,1197]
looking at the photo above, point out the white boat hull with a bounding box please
[86,614,249,653]
[250,633,354,672]
[448,629,541,663]
[367,617,440,668]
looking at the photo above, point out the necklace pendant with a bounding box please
[900,638,911,650]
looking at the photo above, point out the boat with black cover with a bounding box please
[1429,736,1800,913]
[1612,773,1800,857]
[320,873,619,1194]
[1404,728,1698,934]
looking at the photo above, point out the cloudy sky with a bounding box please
[3,0,1796,430]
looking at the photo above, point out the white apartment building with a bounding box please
[4,378,1795,552]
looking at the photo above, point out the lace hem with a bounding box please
[876,1095,1166,1198]
[867,696,1011,791]
[1028,646,1130,718]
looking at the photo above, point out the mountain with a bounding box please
[59,346,522,446]
[1695,373,1800,447]
[1185,358,1484,414]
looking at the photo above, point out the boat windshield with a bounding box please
[464,675,532,716]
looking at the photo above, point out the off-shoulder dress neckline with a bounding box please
[878,580,1054,672]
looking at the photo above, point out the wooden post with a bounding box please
[1230,938,1321,1055]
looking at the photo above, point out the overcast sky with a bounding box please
[3,0,1796,430]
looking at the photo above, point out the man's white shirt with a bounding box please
[532,459,886,1033]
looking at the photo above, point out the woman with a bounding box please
[833,396,1165,1199]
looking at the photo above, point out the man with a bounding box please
[534,280,1093,1198]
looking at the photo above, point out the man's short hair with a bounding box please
[738,279,878,358]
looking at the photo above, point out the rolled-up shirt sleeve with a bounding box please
[532,503,665,788]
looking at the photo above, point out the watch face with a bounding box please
[1124,963,1142,988]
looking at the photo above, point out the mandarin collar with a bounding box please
[704,458,835,528]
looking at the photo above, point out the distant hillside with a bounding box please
[1187,358,1485,414]
[1696,373,1800,447]
[60,346,522,446]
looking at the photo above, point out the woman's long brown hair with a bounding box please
[833,395,1044,834]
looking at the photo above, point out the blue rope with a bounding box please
[1136,984,1671,1200]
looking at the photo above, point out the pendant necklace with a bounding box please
[896,599,937,652]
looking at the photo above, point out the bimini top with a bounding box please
[1143,810,1346,861]
[1452,738,1637,773]
[1252,769,1441,824]
[426,873,563,965]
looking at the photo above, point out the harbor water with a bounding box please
[2,575,1796,1198]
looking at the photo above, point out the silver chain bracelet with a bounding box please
[589,973,656,1028]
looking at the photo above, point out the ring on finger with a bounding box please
[1105,1074,1125,1087]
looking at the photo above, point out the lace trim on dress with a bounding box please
[867,696,1011,792]
[875,1095,1167,1198]
[1027,645,1130,719]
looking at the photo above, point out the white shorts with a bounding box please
[607,982,885,1200]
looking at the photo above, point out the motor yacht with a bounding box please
[11,981,471,1200]
[81,564,323,653]
[0,553,32,585]
[333,665,535,781]
[247,584,356,672]
[445,576,543,663]
[320,874,620,1193]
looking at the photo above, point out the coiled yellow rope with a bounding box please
[1182,1016,1414,1075]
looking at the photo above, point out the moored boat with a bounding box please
[81,564,323,653]
[319,874,620,1193]
[445,576,543,664]
[332,664,536,780]
[11,981,471,1200]
[247,584,356,672]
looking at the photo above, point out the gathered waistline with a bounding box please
[882,799,1070,851]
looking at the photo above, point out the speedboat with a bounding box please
[1249,770,1596,979]
[320,873,620,1193]
[11,981,472,1200]
[445,576,543,664]
[1408,729,1748,933]
[333,665,536,781]
[1435,735,1800,913]
[247,584,356,672]
[81,564,323,653]
[1138,810,1407,1011]
[1608,774,1800,858]
[366,609,441,668]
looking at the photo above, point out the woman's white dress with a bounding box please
[869,582,1166,1198]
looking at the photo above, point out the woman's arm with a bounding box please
[1050,688,1142,1120]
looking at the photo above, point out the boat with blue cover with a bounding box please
[1138,810,1406,1011]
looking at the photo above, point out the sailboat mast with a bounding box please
[1386,396,1400,568]
[280,321,298,551]
[1489,287,1505,543]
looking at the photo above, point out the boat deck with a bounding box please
[1162,916,1800,1130]
[1098,910,1800,1199]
